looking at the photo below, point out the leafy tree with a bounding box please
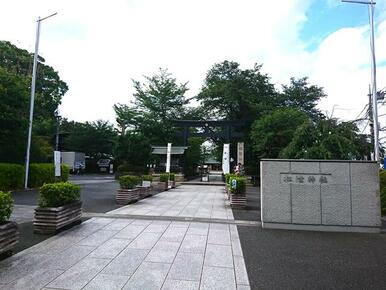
[113,103,138,135]
[280,118,370,160]
[197,60,278,122]
[133,68,189,122]
[250,108,309,158]
[114,132,151,167]
[61,120,117,158]
[0,41,68,163]
[185,137,204,176]
[114,68,190,151]
[279,77,326,120]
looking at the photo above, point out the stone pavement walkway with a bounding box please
[0,185,250,290]
[109,185,234,220]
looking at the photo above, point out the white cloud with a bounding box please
[1,0,385,134]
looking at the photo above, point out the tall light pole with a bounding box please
[24,12,57,189]
[342,0,379,161]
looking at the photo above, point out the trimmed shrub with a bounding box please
[380,170,386,216]
[380,170,386,190]
[0,163,24,191]
[38,182,80,208]
[160,173,169,182]
[169,173,175,181]
[381,187,386,216]
[142,175,153,182]
[119,175,141,189]
[29,163,69,188]
[225,174,237,185]
[229,177,247,195]
[0,191,13,221]
[117,164,144,174]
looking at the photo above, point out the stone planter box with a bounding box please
[169,181,176,189]
[0,221,18,256]
[137,186,152,199]
[160,182,168,191]
[225,186,230,200]
[230,194,247,208]
[34,201,82,234]
[116,188,140,205]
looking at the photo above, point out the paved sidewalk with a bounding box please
[0,185,250,289]
[0,217,250,290]
[110,185,234,220]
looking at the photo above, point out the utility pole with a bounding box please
[24,13,57,189]
[342,0,379,161]
[368,85,375,158]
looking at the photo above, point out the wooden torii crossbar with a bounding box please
[172,120,244,145]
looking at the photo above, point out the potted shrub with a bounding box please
[0,191,18,256]
[139,175,153,198]
[116,175,141,204]
[169,173,176,188]
[34,182,81,234]
[229,176,247,208]
[159,173,169,191]
[225,174,236,199]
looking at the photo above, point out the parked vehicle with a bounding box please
[61,152,86,174]
[97,158,112,173]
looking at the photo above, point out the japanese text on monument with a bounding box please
[280,174,331,185]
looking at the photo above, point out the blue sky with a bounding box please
[301,1,372,51]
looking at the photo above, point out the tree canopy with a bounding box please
[250,108,309,158]
[0,41,68,163]
[280,119,371,160]
[60,119,116,158]
[197,61,277,122]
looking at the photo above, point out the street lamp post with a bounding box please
[342,0,379,161]
[24,12,57,189]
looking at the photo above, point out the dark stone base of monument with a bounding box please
[116,188,140,205]
[230,194,247,208]
[34,201,82,234]
[0,221,18,256]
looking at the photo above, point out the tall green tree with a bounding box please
[197,61,277,122]
[250,108,309,158]
[279,77,326,120]
[61,120,117,158]
[0,41,68,163]
[120,68,190,145]
[113,103,138,135]
[114,132,151,168]
[280,118,370,160]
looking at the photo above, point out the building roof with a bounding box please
[204,158,221,165]
[151,146,189,155]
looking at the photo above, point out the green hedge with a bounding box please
[225,173,237,185]
[29,163,69,188]
[117,164,144,174]
[0,163,24,191]
[169,173,175,181]
[160,173,169,182]
[39,182,80,208]
[0,191,13,221]
[142,175,153,182]
[119,175,141,189]
[380,170,386,216]
[229,176,247,195]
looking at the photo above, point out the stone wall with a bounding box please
[260,159,382,233]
